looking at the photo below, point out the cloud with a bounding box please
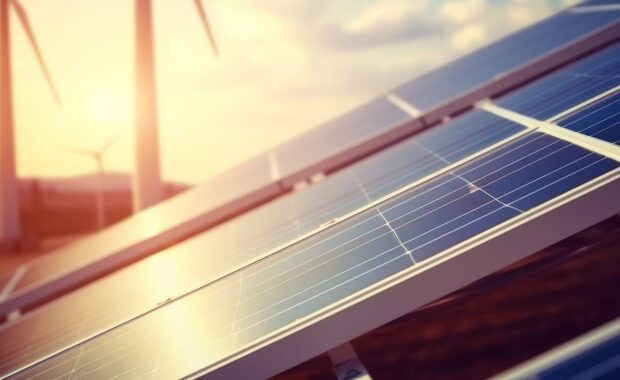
[440,0,487,25]
[344,0,425,33]
[450,23,489,52]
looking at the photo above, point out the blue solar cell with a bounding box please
[352,110,523,200]
[393,10,620,111]
[381,132,618,262]
[497,42,620,120]
[13,133,617,379]
[557,91,620,146]
[538,334,620,379]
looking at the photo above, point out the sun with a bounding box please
[86,87,131,127]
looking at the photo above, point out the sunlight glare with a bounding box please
[86,87,131,127]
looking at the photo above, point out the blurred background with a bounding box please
[7,0,579,242]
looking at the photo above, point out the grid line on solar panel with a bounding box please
[478,101,620,162]
[497,41,620,120]
[393,8,620,114]
[0,113,527,377]
[11,133,619,379]
[547,84,620,123]
[556,90,620,147]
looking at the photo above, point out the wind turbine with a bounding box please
[133,0,218,212]
[67,133,122,230]
[0,0,60,244]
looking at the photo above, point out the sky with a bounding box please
[10,0,578,185]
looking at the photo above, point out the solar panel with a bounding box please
[492,317,620,380]
[392,2,620,122]
[3,3,620,379]
[267,0,620,188]
[496,41,620,120]
[9,132,619,379]
[0,111,525,377]
[2,0,619,322]
[556,91,620,146]
[0,154,281,317]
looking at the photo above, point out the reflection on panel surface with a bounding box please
[557,91,620,146]
[497,41,620,120]
[273,97,410,179]
[2,154,276,300]
[393,6,620,111]
[0,113,523,376]
[12,133,618,379]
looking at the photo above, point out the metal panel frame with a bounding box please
[277,117,424,188]
[192,170,620,380]
[491,316,620,379]
[421,19,620,125]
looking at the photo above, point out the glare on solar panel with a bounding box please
[9,132,619,379]
[2,0,619,322]
[0,111,526,377]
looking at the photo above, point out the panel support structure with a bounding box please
[328,342,372,380]
[133,0,164,212]
[477,101,620,162]
[0,0,20,244]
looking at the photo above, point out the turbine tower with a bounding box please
[0,0,60,244]
[67,133,121,230]
[133,0,218,212]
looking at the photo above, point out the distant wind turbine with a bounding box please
[0,0,61,244]
[133,0,218,212]
[67,133,122,230]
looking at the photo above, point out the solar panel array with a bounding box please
[2,0,620,320]
[1,1,620,379]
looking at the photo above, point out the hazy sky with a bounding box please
[11,0,576,184]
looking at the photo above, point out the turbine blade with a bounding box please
[193,0,219,57]
[11,0,62,106]
[100,131,122,154]
[66,146,96,157]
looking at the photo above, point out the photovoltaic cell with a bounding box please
[497,41,620,120]
[0,112,524,377]
[11,133,618,379]
[557,91,620,146]
[351,110,524,201]
[392,8,620,111]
